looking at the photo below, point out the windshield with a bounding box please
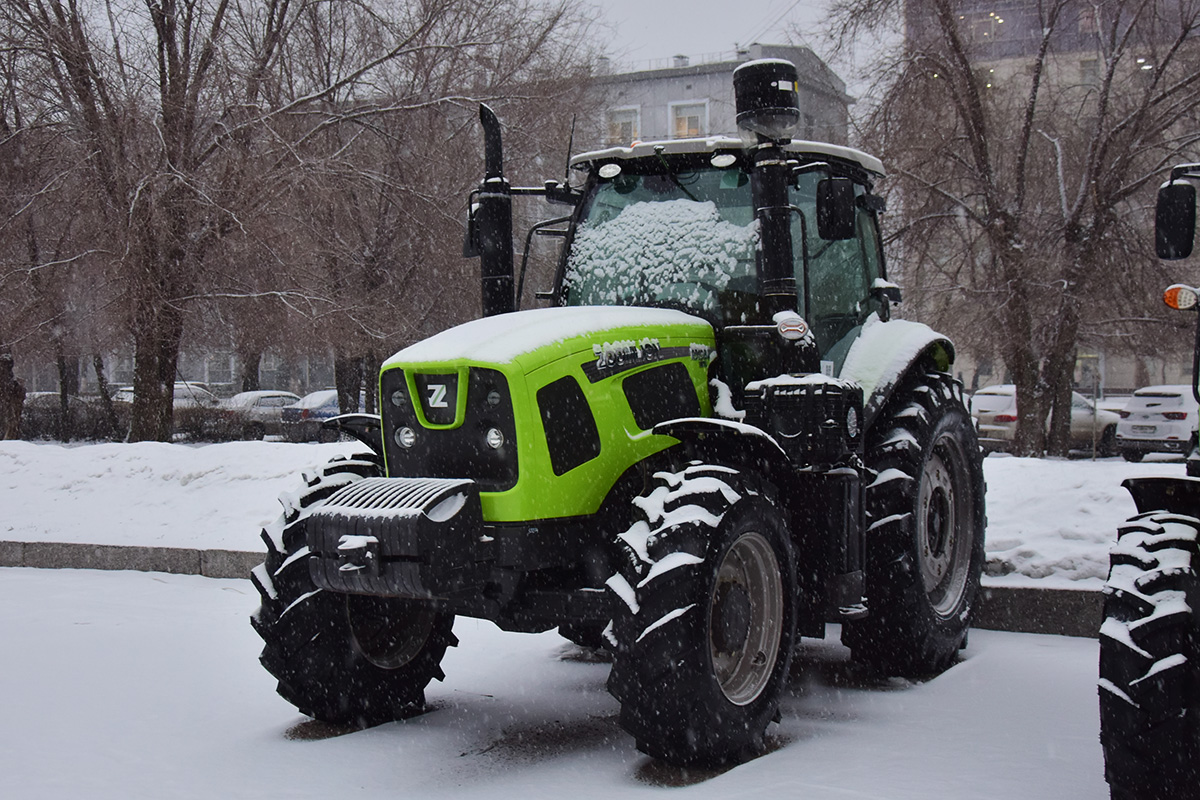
[563,166,760,324]
[561,160,884,348]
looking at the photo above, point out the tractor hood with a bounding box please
[383,306,714,374]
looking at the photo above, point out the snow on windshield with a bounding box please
[564,198,758,317]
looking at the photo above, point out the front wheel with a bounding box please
[606,464,796,765]
[843,371,985,677]
[250,454,457,727]
[1099,511,1200,800]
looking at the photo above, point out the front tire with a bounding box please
[250,454,457,727]
[1099,511,1200,800]
[606,464,796,765]
[843,371,985,676]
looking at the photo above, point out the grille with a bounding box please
[323,476,473,516]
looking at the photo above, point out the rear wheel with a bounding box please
[843,371,985,676]
[606,464,796,765]
[1099,511,1200,800]
[1122,450,1145,463]
[250,454,456,727]
[1098,425,1117,458]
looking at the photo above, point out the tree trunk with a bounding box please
[363,350,380,414]
[239,350,261,392]
[55,345,79,442]
[334,354,363,414]
[128,303,185,442]
[92,353,121,440]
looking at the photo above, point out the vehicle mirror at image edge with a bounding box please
[1155,181,1196,260]
[816,177,856,241]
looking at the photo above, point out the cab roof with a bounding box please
[571,135,885,178]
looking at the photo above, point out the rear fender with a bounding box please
[1122,476,1200,516]
[837,314,955,430]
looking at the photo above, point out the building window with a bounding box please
[607,107,639,145]
[1080,58,1099,85]
[670,102,707,138]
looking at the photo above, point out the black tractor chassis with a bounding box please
[306,467,865,637]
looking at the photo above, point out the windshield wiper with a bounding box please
[653,145,700,203]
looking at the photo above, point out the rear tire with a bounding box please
[1122,451,1145,463]
[606,463,796,765]
[1099,511,1200,800]
[843,371,985,677]
[1098,425,1117,458]
[250,453,457,727]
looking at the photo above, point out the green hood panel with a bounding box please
[381,306,717,522]
[384,306,713,373]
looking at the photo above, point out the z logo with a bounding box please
[427,383,449,409]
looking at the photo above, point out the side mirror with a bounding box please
[1156,182,1196,260]
[817,177,856,241]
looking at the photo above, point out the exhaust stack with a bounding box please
[476,104,515,317]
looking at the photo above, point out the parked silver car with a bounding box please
[1115,384,1199,461]
[223,390,301,439]
[969,384,1119,455]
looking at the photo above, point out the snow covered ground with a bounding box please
[0,439,1188,589]
[0,567,1106,799]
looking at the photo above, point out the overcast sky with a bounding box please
[590,0,831,69]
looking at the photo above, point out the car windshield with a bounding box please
[563,165,759,324]
[298,391,338,409]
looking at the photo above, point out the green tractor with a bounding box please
[250,59,986,765]
[1099,166,1200,799]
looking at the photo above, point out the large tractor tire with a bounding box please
[606,463,796,765]
[1099,511,1200,800]
[250,453,457,727]
[842,371,985,677]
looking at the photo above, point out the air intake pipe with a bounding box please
[734,59,801,317]
[476,104,515,317]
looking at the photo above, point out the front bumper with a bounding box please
[306,476,489,599]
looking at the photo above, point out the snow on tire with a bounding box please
[1099,512,1200,800]
[250,453,457,727]
[842,371,985,677]
[606,463,796,765]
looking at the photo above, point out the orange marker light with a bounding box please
[1164,284,1199,310]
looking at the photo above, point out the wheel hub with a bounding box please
[712,583,753,653]
[346,595,436,670]
[917,437,974,617]
[709,530,784,706]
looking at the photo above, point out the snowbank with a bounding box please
[0,440,1185,589]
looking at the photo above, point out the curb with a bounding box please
[0,540,1104,639]
[0,541,261,581]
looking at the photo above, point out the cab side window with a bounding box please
[790,174,884,356]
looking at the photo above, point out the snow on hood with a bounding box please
[383,306,710,366]
[839,312,952,407]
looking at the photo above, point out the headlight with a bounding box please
[485,427,505,449]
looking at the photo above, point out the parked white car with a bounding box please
[969,384,1119,455]
[1115,384,1199,461]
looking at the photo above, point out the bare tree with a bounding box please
[827,0,1200,455]
[0,0,600,440]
